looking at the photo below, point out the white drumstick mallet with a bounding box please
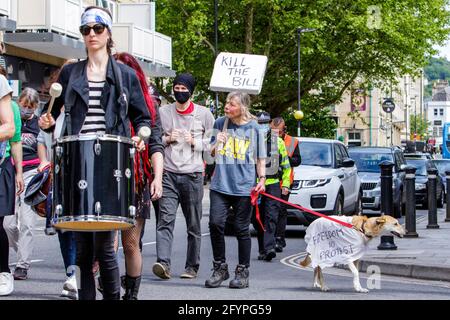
[137,126,151,143]
[46,82,63,116]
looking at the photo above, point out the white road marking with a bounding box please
[281,252,450,289]
[9,259,44,267]
[117,232,210,251]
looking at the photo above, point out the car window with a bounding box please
[339,144,350,158]
[348,151,393,173]
[298,142,333,167]
[406,159,427,176]
[433,161,450,175]
[334,144,344,167]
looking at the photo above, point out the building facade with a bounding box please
[0,0,173,102]
[332,74,424,148]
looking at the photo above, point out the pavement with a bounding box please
[348,209,450,282]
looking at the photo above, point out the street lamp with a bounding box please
[297,27,316,137]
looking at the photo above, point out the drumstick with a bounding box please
[137,126,151,143]
[46,82,63,116]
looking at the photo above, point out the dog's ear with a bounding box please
[375,217,386,225]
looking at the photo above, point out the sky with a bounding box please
[436,42,450,60]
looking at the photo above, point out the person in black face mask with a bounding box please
[152,73,215,281]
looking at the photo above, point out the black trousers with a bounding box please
[275,192,290,243]
[75,231,119,300]
[209,190,253,267]
[252,183,280,254]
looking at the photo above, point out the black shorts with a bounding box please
[0,157,15,217]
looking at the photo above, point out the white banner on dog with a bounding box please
[210,52,268,94]
[305,216,366,269]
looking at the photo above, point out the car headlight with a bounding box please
[301,178,332,188]
[415,183,426,190]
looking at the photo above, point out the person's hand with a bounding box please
[131,136,146,152]
[216,132,227,145]
[150,177,163,201]
[38,161,51,173]
[16,173,24,196]
[282,187,290,196]
[38,113,56,130]
[254,178,266,193]
[183,131,194,145]
[169,129,182,143]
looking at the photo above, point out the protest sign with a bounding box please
[210,52,268,94]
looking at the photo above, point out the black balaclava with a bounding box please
[173,73,196,104]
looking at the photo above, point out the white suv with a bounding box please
[288,137,362,226]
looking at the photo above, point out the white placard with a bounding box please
[210,52,268,94]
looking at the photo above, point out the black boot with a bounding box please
[122,275,142,300]
[229,265,249,289]
[205,261,229,288]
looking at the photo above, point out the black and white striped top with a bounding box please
[80,81,106,135]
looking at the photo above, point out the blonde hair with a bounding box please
[19,87,40,109]
[226,91,256,122]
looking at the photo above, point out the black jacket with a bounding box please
[44,57,151,138]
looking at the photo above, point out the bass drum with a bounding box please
[52,134,136,231]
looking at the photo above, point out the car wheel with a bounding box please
[333,193,344,216]
[353,192,362,216]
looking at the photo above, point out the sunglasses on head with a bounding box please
[79,24,106,36]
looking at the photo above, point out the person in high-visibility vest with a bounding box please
[251,112,291,261]
[271,117,301,253]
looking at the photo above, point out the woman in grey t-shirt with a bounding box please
[205,91,266,289]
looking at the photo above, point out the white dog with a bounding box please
[300,215,405,293]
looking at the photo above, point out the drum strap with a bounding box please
[110,58,129,136]
[62,62,85,136]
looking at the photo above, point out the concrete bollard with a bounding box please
[426,168,440,229]
[377,160,397,250]
[404,166,418,238]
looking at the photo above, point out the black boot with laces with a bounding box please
[229,264,249,289]
[205,261,229,288]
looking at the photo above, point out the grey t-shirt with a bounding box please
[210,117,266,196]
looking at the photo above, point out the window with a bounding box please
[434,109,438,116]
[348,131,362,147]
[440,109,444,116]
[334,144,344,167]
[439,127,443,137]
[434,120,442,126]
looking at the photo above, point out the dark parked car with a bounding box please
[404,153,432,160]
[406,158,445,208]
[431,159,450,194]
[348,146,406,218]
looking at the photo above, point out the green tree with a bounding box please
[410,114,430,140]
[424,57,450,98]
[156,0,450,137]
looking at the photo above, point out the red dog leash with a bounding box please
[250,189,354,230]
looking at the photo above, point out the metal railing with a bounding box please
[15,0,83,39]
[112,23,172,68]
[0,0,11,17]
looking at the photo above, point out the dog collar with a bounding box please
[359,221,372,239]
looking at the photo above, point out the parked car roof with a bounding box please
[348,146,397,153]
[297,137,344,144]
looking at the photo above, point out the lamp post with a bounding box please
[297,27,315,137]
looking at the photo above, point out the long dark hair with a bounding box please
[114,52,156,193]
[82,6,115,55]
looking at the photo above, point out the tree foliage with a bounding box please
[424,57,450,98]
[410,114,430,140]
[156,0,450,137]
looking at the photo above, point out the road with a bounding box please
[3,189,450,301]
